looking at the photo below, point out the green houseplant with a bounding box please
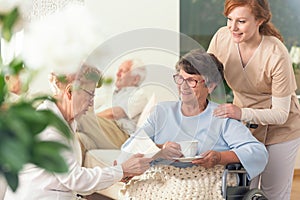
[1,1,139,192]
[0,3,73,192]
[1,0,104,191]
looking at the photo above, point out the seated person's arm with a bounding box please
[219,151,239,165]
[153,142,239,168]
[192,150,239,168]
[97,106,126,120]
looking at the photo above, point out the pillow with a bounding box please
[76,108,119,149]
[136,93,156,129]
[127,88,148,119]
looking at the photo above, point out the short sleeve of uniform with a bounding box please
[266,39,297,97]
[207,27,229,62]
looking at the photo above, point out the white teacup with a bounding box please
[177,140,198,157]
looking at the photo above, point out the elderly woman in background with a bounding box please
[4,64,152,200]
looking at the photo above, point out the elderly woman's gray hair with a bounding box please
[176,49,224,87]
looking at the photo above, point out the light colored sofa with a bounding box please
[76,110,126,199]
[77,87,177,199]
[83,149,123,199]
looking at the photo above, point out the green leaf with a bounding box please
[0,74,6,105]
[97,76,114,88]
[0,117,8,133]
[40,110,72,139]
[1,8,19,42]
[5,114,32,145]
[8,58,24,75]
[3,171,19,192]
[0,139,29,172]
[8,103,49,136]
[2,27,13,42]
[31,141,69,173]
[5,101,71,141]
[30,95,56,105]
[103,77,113,85]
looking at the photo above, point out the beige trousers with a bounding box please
[251,137,300,200]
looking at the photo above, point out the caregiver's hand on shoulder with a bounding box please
[213,103,241,120]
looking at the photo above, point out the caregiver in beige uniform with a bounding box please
[208,0,300,199]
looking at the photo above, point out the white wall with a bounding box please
[84,0,180,108]
[27,0,180,97]
[86,0,179,36]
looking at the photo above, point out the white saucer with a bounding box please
[173,155,203,163]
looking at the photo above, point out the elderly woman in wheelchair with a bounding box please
[119,49,268,199]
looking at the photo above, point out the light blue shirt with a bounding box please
[122,100,268,180]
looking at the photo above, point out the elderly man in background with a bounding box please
[96,59,147,147]
[76,59,148,150]
[4,64,152,200]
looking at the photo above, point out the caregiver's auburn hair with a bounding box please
[224,0,283,42]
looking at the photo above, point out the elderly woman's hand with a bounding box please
[192,150,221,168]
[154,141,182,160]
[213,103,242,120]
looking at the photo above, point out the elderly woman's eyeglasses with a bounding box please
[173,74,205,88]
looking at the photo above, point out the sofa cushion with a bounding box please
[84,149,121,167]
[83,149,124,199]
[77,110,119,150]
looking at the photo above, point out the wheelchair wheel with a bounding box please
[242,188,268,200]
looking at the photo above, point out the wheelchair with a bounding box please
[222,163,268,200]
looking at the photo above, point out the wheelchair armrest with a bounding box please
[225,163,243,170]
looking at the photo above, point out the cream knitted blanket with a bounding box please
[119,165,237,200]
